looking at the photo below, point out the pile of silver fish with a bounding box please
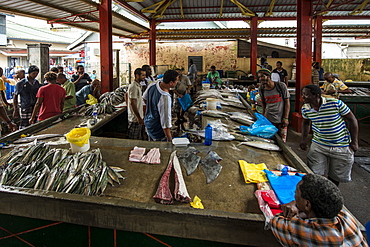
[0,143,125,195]
[84,103,116,116]
[99,87,127,105]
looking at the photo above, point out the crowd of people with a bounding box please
[0,60,367,245]
[0,65,101,133]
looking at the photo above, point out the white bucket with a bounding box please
[70,139,90,153]
[206,98,218,110]
[202,83,211,90]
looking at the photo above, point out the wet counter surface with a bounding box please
[0,106,299,246]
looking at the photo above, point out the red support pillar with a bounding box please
[149,20,156,66]
[250,17,258,77]
[292,0,312,131]
[99,0,113,93]
[313,15,322,64]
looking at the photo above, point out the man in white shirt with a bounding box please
[127,68,146,139]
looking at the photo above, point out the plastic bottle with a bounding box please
[204,124,212,146]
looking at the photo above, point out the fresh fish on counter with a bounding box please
[153,151,191,205]
[235,132,276,143]
[128,146,146,163]
[201,110,230,118]
[84,103,116,116]
[141,148,161,164]
[229,115,255,126]
[177,147,201,176]
[0,142,125,196]
[13,134,63,144]
[200,151,223,184]
[239,141,281,151]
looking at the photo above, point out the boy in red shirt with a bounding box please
[29,72,66,123]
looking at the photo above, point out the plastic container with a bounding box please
[172,137,190,147]
[70,139,90,153]
[202,83,211,90]
[65,127,91,153]
[204,124,212,146]
[206,98,218,110]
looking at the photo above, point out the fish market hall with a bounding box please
[0,0,368,246]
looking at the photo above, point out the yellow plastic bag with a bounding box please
[65,127,91,147]
[239,160,268,183]
[86,94,98,105]
[190,195,204,209]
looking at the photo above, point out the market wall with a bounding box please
[122,41,295,81]
[322,58,370,81]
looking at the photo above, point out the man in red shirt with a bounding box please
[29,72,66,123]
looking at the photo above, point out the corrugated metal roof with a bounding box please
[0,0,149,37]
[133,25,370,40]
[6,20,76,44]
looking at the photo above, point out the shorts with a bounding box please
[127,121,144,140]
[20,108,33,129]
[307,142,354,183]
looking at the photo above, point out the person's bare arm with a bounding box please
[60,97,65,112]
[300,118,311,150]
[0,106,17,131]
[343,111,359,152]
[29,97,43,124]
[282,98,290,127]
[129,98,144,125]
[338,88,352,93]
[163,128,172,142]
[1,91,11,107]
[92,86,101,99]
[13,94,19,119]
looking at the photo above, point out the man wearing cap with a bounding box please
[258,68,290,141]
[13,65,43,129]
[311,62,320,86]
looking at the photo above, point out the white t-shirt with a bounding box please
[127,81,143,123]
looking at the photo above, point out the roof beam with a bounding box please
[114,0,150,22]
[350,0,369,15]
[219,0,225,17]
[229,0,256,17]
[313,0,357,16]
[179,0,184,18]
[265,0,276,17]
[141,0,177,18]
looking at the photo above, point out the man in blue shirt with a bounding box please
[143,70,179,141]
[76,79,101,105]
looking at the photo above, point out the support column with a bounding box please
[313,15,322,64]
[99,0,113,93]
[149,20,156,66]
[27,43,51,82]
[250,17,258,77]
[292,0,312,132]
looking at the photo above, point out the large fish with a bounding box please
[177,147,201,176]
[236,132,276,143]
[13,134,63,144]
[201,110,229,118]
[229,115,255,126]
[200,151,223,184]
[239,141,281,151]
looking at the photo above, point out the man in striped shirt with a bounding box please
[271,174,367,247]
[300,85,358,186]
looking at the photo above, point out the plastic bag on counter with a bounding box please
[264,169,305,204]
[178,93,193,111]
[239,113,278,139]
[86,94,98,105]
[255,190,282,230]
[239,160,268,183]
[189,129,235,141]
[207,119,228,133]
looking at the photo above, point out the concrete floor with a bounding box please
[286,123,370,226]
